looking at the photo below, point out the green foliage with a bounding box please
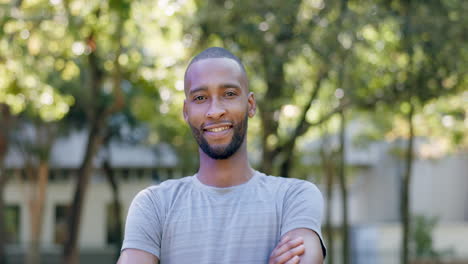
[0,0,466,172]
[2,2,467,264]
[410,215,439,259]
[0,0,201,170]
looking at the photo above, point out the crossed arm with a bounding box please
[269,228,324,264]
[117,228,324,264]
[117,248,159,264]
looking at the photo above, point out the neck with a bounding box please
[197,141,254,187]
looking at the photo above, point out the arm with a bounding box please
[117,249,159,264]
[283,228,324,264]
[120,189,163,263]
[280,181,326,263]
[269,235,305,264]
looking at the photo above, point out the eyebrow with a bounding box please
[188,86,208,96]
[188,83,242,96]
[221,83,241,90]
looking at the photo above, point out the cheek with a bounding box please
[186,107,205,124]
[230,101,249,115]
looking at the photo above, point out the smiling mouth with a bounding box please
[202,122,233,133]
[205,126,231,133]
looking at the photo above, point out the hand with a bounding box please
[269,236,305,264]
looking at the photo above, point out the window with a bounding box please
[54,205,69,245]
[20,169,27,181]
[49,169,57,181]
[151,169,160,182]
[106,203,123,245]
[121,169,129,181]
[136,169,145,179]
[167,169,173,178]
[4,205,20,244]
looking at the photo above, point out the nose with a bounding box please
[206,98,226,119]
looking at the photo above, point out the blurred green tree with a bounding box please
[0,1,75,262]
[0,104,14,264]
[0,0,466,263]
[189,0,361,178]
[345,1,467,263]
[53,0,196,262]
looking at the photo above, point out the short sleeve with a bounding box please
[121,188,163,258]
[281,181,327,258]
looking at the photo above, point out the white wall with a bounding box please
[4,176,157,249]
[323,151,468,225]
[411,154,468,222]
[349,223,468,264]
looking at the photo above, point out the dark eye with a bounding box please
[225,91,237,97]
[194,95,206,102]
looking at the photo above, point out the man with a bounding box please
[118,47,326,264]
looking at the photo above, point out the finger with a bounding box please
[284,255,300,264]
[271,237,304,258]
[270,236,292,259]
[277,235,292,248]
[275,244,305,264]
[270,237,303,259]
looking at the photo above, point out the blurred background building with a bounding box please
[3,130,179,263]
[2,125,467,263]
[1,0,467,263]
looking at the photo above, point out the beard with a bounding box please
[189,113,248,160]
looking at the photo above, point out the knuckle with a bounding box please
[276,245,286,254]
[293,245,304,253]
[284,251,293,259]
[286,240,296,248]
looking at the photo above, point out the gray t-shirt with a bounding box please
[122,171,326,263]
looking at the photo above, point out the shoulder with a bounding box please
[132,176,194,206]
[255,171,321,196]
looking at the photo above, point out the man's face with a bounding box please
[183,58,256,160]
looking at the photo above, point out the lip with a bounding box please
[202,122,233,131]
[202,122,233,139]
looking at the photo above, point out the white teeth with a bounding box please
[207,126,230,132]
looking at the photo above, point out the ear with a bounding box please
[247,92,256,118]
[183,100,188,122]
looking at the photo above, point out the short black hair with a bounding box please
[185,47,247,76]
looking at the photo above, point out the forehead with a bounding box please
[184,58,247,94]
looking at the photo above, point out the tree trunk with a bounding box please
[279,143,295,178]
[0,167,7,264]
[258,44,292,175]
[401,0,414,262]
[278,70,328,178]
[320,145,335,264]
[26,161,49,264]
[0,103,12,264]
[62,118,106,264]
[401,102,414,264]
[338,110,349,264]
[62,18,124,262]
[103,160,123,262]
